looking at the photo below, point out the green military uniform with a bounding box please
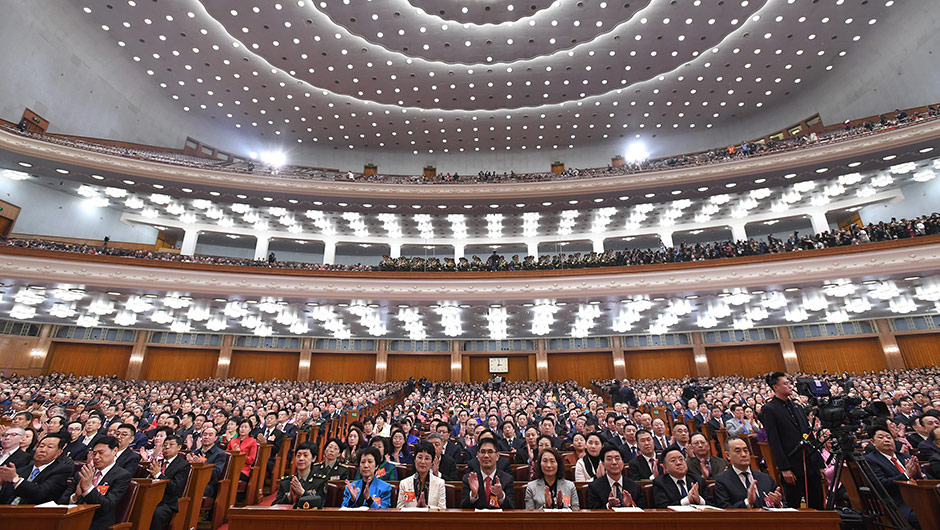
[273,471,322,509]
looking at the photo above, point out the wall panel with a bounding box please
[0,336,40,376]
[795,338,887,373]
[466,355,532,382]
[386,354,450,382]
[308,353,376,383]
[706,344,785,377]
[141,347,219,380]
[229,350,299,381]
[547,352,615,385]
[623,349,696,380]
[47,343,132,378]
[897,334,940,368]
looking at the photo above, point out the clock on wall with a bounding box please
[489,357,509,373]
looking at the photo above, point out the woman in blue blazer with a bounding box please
[342,446,392,508]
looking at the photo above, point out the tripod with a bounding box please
[824,435,911,530]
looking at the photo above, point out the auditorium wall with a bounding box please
[623,349,697,380]
[0,335,40,376]
[706,344,786,378]
[896,334,940,368]
[47,342,132,378]
[547,352,615,386]
[386,354,451,382]
[308,353,376,383]
[0,178,157,244]
[795,338,888,374]
[464,355,533,382]
[229,350,300,381]
[140,347,219,380]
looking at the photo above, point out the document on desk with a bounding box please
[475,509,502,512]
[763,507,798,512]
[667,505,724,511]
[399,507,430,511]
[611,507,644,512]
[338,506,370,510]
[37,501,75,508]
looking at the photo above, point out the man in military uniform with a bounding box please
[273,442,323,509]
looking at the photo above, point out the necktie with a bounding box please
[161,460,168,474]
[614,482,622,502]
[93,470,103,487]
[28,467,41,481]
[650,457,657,477]
[677,479,688,497]
[890,456,908,476]
[484,476,493,505]
[701,459,710,479]
[741,471,751,488]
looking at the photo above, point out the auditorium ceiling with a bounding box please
[67,0,906,156]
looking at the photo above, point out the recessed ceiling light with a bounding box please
[122,179,135,185]
[542,201,552,206]
[902,276,921,281]
[754,178,766,184]
[17,162,32,168]
[847,162,862,167]
[882,155,897,161]
[180,187,192,193]
[918,147,934,153]
[55,168,69,174]
[697,187,709,192]
[152,184,164,189]
[784,287,800,292]
[91,174,104,180]
[784,173,796,179]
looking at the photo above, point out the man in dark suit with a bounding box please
[706,406,725,451]
[147,435,191,530]
[908,414,939,451]
[761,372,824,510]
[497,421,522,452]
[0,433,71,505]
[0,428,32,469]
[436,422,465,463]
[892,397,916,429]
[619,423,639,461]
[79,415,105,449]
[58,436,132,530]
[428,434,458,481]
[865,425,924,528]
[714,438,784,508]
[188,426,227,497]
[255,412,285,473]
[686,433,728,480]
[652,447,711,508]
[64,421,89,462]
[113,423,142,476]
[587,445,645,509]
[628,429,662,481]
[650,419,671,454]
[276,410,298,439]
[460,438,513,509]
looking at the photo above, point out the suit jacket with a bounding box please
[340,477,392,508]
[725,418,747,438]
[652,435,671,452]
[627,454,662,481]
[0,459,71,505]
[524,478,580,510]
[686,455,728,480]
[396,472,445,509]
[459,468,514,509]
[652,473,710,508]
[761,397,821,474]
[498,437,522,453]
[64,440,88,463]
[706,418,724,439]
[157,456,191,513]
[114,448,142,477]
[905,432,927,449]
[865,451,916,522]
[58,465,132,530]
[619,443,639,462]
[278,423,298,439]
[434,453,458,481]
[713,467,779,508]
[195,444,227,497]
[586,475,645,509]
[443,440,464,463]
[0,448,31,469]
[917,439,939,461]
[256,428,285,458]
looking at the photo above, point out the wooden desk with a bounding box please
[228,506,841,530]
[0,505,98,530]
[130,479,168,530]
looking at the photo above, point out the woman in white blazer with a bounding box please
[525,447,580,510]
[396,441,446,509]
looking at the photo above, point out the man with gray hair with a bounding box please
[426,433,458,481]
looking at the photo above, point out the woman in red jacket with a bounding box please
[227,418,258,481]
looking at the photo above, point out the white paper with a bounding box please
[666,505,697,511]
[399,507,430,511]
[611,507,644,512]
[475,508,502,512]
[338,506,370,510]
[763,507,798,512]
[37,501,72,508]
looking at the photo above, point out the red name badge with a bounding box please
[371,495,381,506]
[561,495,571,507]
[376,468,386,478]
[403,490,416,502]
[96,484,110,495]
[488,493,499,508]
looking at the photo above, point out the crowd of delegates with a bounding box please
[379,213,940,271]
[3,212,934,275]
[6,106,938,186]
[1,368,939,522]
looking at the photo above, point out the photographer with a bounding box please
[761,372,824,509]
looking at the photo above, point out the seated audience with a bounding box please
[227,419,258,482]
[341,447,392,508]
[628,429,662,481]
[0,432,70,505]
[525,447,579,510]
[685,433,727,480]
[587,444,644,509]
[147,435,191,530]
[574,432,605,481]
[0,428,31,468]
[274,442,323,508]
[461,437,514,509]
[113,423,142,475]
[714,438,783,508]
[58,436,132,530]
[652,447,711,508]
[865,425,925,528]
[397,442,445,509]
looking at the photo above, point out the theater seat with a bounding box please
[444,481,461,509]
[108,480,139,530]
[642,482,654,508]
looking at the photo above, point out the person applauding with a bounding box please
[461,437,514,509]
[524,447,579,510]
[397,442,445,509]
[341,447,391,509]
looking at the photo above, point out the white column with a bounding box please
[659,231,674,248]
[323,240,337,265]
[809,211,830,234]
[592,238,605,253]
[253,235,270,261]
[180,229,199,256]
[389,243,402,259]
[729,223,749,242]
[453,244,465,259]
[527,241,539,258]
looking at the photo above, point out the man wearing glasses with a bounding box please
[460,437,514,509]
[113,424,142,475]
[0,428,31,468]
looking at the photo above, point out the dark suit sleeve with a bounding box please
[163,460,191,507]
[586,481,605,509]
[9,462,71,504]
[714,472,747,508]
[626,479,646,509]
[761,404,792,472]
[459,473,476,508]
[866,454,906,490]
[498,472,514,509]
[652,478,672,508]
[79,467,132,516]
[272,477,291,505]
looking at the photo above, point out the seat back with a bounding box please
[388,481,399,507]
[641,481,654,508]
[575,482,589,509]
[444,481,461,509]
[326,480,344,507]
[513,482,526,508]
[114,480,139,525]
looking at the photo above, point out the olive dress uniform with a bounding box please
[273,461,349,508]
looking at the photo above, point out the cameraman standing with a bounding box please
[761,372,824,509]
